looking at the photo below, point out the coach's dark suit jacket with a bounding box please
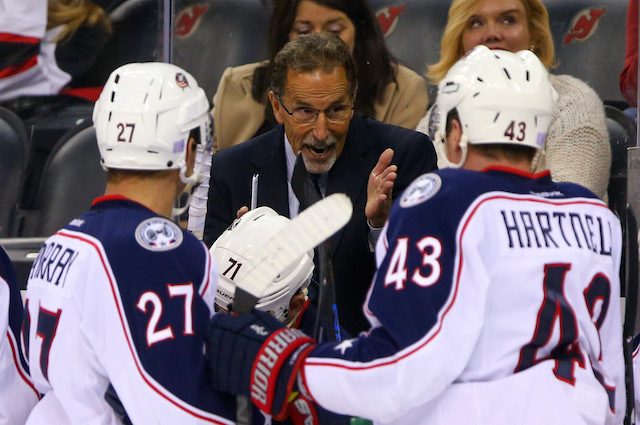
[204,114,437,335]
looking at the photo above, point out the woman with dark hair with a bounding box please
[212,0,428,151]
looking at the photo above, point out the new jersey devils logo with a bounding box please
[376,3,406,38]
[175,3,209,38]
[564,7,606,45]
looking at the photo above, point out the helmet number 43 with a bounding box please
[117,122,136,143]
[504,121,526,141]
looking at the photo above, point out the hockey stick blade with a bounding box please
[232,193,353,315]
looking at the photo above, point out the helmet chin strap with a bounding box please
[172,180,201,218]
[173,156,206,217]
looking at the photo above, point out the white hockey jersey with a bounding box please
[0,245,39,424]
[300,167,625,425]
[23,196,268,425]
[0,0,72,101]
[632,336,640,425]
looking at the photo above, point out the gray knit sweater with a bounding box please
[416,73,610,200]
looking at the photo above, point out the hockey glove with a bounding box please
[207,309,316,420]
[287,392,320,425]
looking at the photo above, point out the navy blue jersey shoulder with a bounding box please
[404,168,599,221]
[64,199,240,420]
[67,199,209,302]
[0,245,28,371]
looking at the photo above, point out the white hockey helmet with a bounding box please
[433,45,558,167]
[211,207,314,322]
[93,62,212,185]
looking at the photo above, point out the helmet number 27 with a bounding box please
[117,122,136,143]
[504,121,526,141]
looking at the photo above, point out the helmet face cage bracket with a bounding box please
[433,46,558,166]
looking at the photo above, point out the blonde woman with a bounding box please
[416,0,610,200]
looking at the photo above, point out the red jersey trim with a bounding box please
[92,195,128,205]
[0,55,37,78]
[6,330,40,398]
[199,246,212,297]
[91,195,157,214]
[60,87,103,102]
[482,165,551,179]
[0,33,40,44]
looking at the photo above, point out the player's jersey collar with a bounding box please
[482,165,551,180]
[92,195,157,214]
[92,194,129,205]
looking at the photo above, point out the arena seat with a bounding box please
[0,237,47,290]
[604,105,637,302]
[174,0,627,107]
[0,106,29,238]
[16,97,96,209]
[32,123,107,237]
[606,105,637,221]
[85,0,163,90]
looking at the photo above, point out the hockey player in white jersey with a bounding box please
[632,337,640,425]
[0,245,39,424]
[212,207,355,425]
[204,45,626,425]
[212,206,314,328]
[22,63,269,425]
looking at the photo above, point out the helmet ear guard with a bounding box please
[432,45,558,163]
[434,115,467,169]
[447,134,468,169]
[211,207,314,323]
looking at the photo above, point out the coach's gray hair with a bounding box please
[271,33,357,97]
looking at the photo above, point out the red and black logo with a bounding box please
[375,3,406,38]
[175,3,210,38]
[564,7,606,45]
[176,73,189,89]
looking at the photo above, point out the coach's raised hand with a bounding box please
[365,148,397,228]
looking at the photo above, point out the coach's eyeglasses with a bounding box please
[276,94,354,124]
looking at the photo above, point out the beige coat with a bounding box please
[212,61,429,151]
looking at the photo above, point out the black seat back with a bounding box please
[34,123,107,237]
[0,106,29,237]
[86,0,163,89]
[606,105,637,220]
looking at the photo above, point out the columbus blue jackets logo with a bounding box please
[176,73,189,89]
[135,218,183,251]
[400,173,441,208]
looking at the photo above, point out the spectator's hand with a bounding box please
[365,148,397,228]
